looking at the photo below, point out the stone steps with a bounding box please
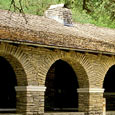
[44,112,85,115]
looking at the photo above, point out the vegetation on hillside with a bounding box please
[0,0,115,28]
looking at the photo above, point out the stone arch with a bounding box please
[0,56,17,110]
[98,55,115,111]
[0,43,37,113]
[0,43,37,85]
[103,65,115,92]
[38,50,89,88]
[0,54,27,85]
[62,57,89,88]
[37,50,91,113]
[100,55,115,88]
[45,59,79,111]
[103,64,115,111]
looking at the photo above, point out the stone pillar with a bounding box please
[77,88,105,115]
[15,86,46,115]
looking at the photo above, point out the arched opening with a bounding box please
[103,65,115,111]
[0,56,17,113]
[45,59,79,112]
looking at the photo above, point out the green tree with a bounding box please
[1,0,115,28]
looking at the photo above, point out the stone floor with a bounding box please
[44,112,85,115]
[0,111,114,115]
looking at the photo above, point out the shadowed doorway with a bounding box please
[103,65,115,111]
[0,56,17,113]
[45,59,79,112]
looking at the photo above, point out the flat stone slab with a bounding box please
[0,114,22,115]
[106,111,115,115]
[44,112,85,115]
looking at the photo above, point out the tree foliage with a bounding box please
[71,0,115,28]
[0,0,115,28]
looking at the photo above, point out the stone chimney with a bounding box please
[44,4,73,26]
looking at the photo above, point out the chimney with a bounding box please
[44,4,73,27]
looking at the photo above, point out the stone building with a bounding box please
[44,4,73,26]
[0,9,115,115]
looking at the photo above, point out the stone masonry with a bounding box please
[0,9,115,115]
[44,4,73,26]
[0,42,114,115]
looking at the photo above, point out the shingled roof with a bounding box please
[0,10,115,54]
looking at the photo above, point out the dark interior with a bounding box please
[103,65,115,111]
[0,56,17,110]
[45,60,79,112]
[103,65,115,92]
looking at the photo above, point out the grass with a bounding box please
[0,0,11,10]
[0,0,115,29]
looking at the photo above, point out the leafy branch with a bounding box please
[9,0,28,23]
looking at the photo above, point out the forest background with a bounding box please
[0,0,115,28]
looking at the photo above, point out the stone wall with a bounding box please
[0,42,115,114]
[44,4,73,26]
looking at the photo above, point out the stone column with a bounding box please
[77,88,105,115]
[15,86,46,115]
